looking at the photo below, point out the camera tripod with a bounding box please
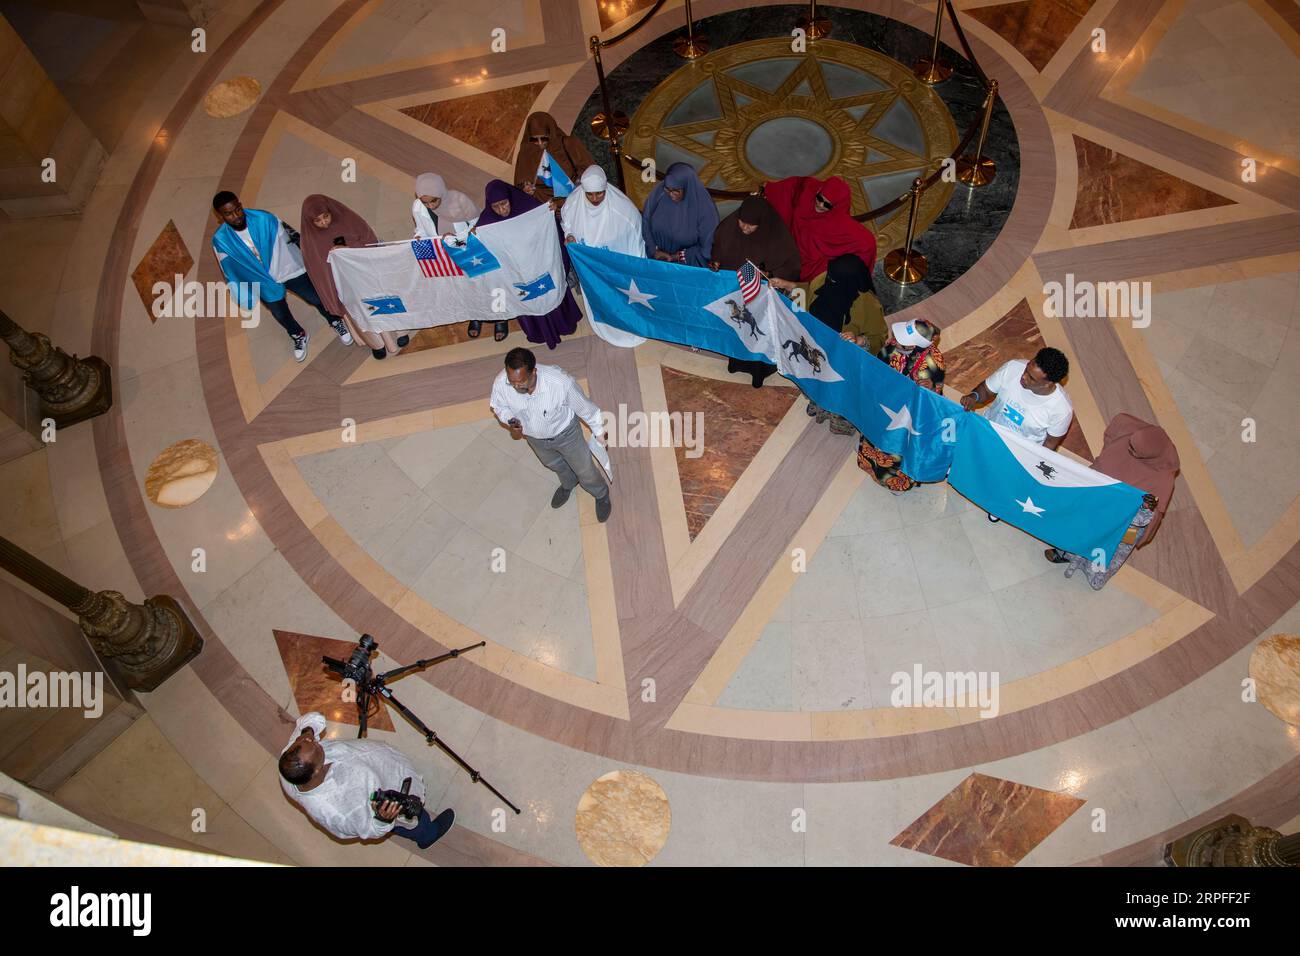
[323,635,520,814]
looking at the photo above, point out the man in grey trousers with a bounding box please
[489,347,612,523]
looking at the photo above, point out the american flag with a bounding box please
[411,238,464,278]
[737,260,762,303]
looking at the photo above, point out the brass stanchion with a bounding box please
[913,1,953,84]
[589,37,629,191]
[956,79,998,187]
[0,309,112,428]
[674,0,709,59]
[883,178,928,284]
[795,0,830,39]
[0,535,202,691]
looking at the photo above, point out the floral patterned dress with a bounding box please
[856,341,945,492]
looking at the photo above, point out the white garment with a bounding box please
[233,218,306,282]
[489,363,604,439]
[982,359,1073,445]
[561,165,648,348]
[560,168,645,258]
[279,712,426,840]
[411,194,480,239]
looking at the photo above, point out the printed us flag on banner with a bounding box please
[737,260,762,303]
[411,238,463,278]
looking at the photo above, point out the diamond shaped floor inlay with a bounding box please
[891,772,1085,866]
[274,629,395,731]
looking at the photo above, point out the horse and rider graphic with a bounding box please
[782,335,826,374]
[725,298,764,342]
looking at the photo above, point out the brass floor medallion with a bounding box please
[624,38,958,252]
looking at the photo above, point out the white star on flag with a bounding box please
[470,256,485,266]
[880,404,921,435]
[1017,496,1046,516]
[618,278,656,309]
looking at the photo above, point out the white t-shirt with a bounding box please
[981,359,1073,446]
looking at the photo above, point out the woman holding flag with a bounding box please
[513,112,594,203]
[412,171,482,338]
[475,180,582,348]
[856,319,945,492]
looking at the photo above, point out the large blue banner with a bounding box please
[569,244,1145,563]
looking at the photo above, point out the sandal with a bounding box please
[467,320,482,338]
[493,321,509,342]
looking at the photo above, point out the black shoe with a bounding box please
[727,358,740,374]
[596,494,612,523]
[986,513,1000,523]
[371,347,387,360]
[418,808,454,849]
[551,486,573,509]
[467,320,482,338]
[1044,548,1069,564]
[494,321,509,342]
[396,334,410,348]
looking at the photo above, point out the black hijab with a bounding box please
[809,253,873,331]
[711,196,802,281]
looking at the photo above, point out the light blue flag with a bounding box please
[949,414,1145,564]
[538,150,576,198]
[440,232,500,276]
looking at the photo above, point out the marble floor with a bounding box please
[1,0,1299,867]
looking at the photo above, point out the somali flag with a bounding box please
[440,231,500,276]
[949,416,1145,564]
[537,150,575,198]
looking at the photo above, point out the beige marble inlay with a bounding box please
[1250,633,1300,726]
[144,439,220,508]
[203,76,262,118]
[575,770,671,867]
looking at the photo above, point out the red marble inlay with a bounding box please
[943,299,1090,459]
[662,364,799,540]
[891,771,1085,866]
[273,629,395,731]
[965,0,1096,73]
[129,220,194,324]
[400,82,546,163]
[1070,135,1234,229]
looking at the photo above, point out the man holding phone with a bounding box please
[489,347,612,523]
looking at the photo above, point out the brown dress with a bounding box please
[512,112,596,204]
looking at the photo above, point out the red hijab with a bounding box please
[763,175,877,282]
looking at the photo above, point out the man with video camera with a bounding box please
[278,712,455,849]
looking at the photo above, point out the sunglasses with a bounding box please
[814,193,833,210]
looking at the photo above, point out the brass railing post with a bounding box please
[883,178,928,285]
[957,79,998,187]
[0,309,112,429]
[0,535,202,691]
[589,36,629,191]
[795,0,830,40]
[914,1,953,84]
[674,0,709,59]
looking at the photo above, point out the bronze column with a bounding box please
[0,309,112,428]
[0,535,202,691]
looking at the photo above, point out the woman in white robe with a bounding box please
[411,172,479,239]
[560,165,648,349]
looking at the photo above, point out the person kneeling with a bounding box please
[278,712,454,849]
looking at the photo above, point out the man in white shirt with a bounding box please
[278,712,454,848]
[211,190,353,362]
[489,347,612,522]
[960,347,1073,522]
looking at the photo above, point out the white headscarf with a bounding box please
[560,165,645,258]
[412,172,480,238]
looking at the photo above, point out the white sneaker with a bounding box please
[292,331,309,362]
[330,319,353,346]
